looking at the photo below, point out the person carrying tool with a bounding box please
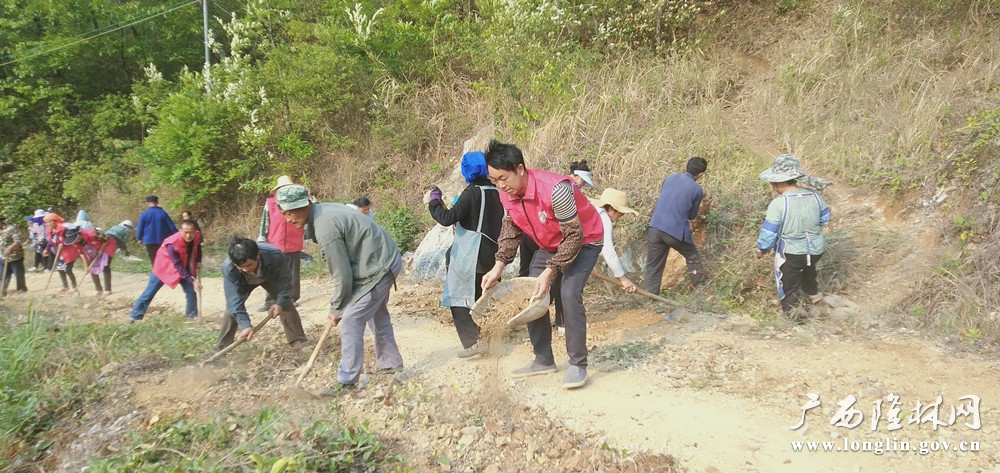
[257,176,305,311]
[27,209,50,272]
[427,151,503,358]
[77,227,117,296]
[481,140,605,389]
[43,213,81,295]
[589,188,640,293]
[104,220,135,257]
[276,184,403,396]
[756,154,831,321]
[215,237,311,352]
[644,157,708,294]
[0,215,27,295]
[128,220,202,321]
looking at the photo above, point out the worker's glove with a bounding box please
[429,185,443,202]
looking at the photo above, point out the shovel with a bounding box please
[589,270,681,307]
[295,320,335,388]
[200,312,276,366]
[43,244,63,293]
[0,257,7,299]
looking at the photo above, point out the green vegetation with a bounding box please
[0,307,214,468]
[87,409,395,472]
[2,0,999,341]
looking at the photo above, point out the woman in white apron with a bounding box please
[756,155,832,321]
[428,151,504,358]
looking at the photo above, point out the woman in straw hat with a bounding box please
[756,154,832,320]
[589,188,640,293]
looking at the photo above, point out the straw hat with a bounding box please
[269,175,295,194]
[589,188,638,215]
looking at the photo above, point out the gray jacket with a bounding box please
[223,242,293,330]
[304,203,399,315]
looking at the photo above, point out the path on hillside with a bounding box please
[7,248,997,472]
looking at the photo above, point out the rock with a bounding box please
[829,308,854,324]
[860,315,877,330]
[822,294,844,308]
[512,430,525,442]
[99,362,122,377]
[483,465,501,473]
[460,426,482,438]
[545,448,562,459]
[458,435,476,450]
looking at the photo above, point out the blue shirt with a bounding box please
[649,172,703,243]
[135,206,177,245]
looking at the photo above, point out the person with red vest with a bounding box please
[480,140,604,389]
[257,175,305,311]
[129,220,202,321]
[77,228,117,296]
[43,212,82,294]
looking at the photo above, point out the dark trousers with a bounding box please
[215,305,308,351]
[265,251,302,305]
[58,260,77,289]
[145,244,160,266]
[643,227,706,294]
[450,272,485,349]
[778,253,823,313]
[526,243,601,368]
[518,236,565,326]
[91,261,112,292]
[2,259,27,293]
[34,250,52,270]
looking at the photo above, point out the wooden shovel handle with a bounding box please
[295,320,335,387]
[201,312,276,366]
[589,270,681,307]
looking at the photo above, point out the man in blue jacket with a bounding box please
[135,195,177,265]
[644,157,708,294]
[215,236,310,351]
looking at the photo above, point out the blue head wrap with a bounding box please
[461,151,488,184]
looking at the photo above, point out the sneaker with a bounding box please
[457,343,486,359]
[56,287,70,294]
[290,340,313,352]
[27,267,37,273]
[555,326,565,335]
[809,292,824,304]
[103,290,112,297]
[511,361,557,378]
[94,291,103,297]
[562,365,587,389]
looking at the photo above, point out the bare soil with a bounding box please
[5,190,999,473]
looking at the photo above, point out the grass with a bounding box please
[0,306,215,468]
[86,409,398,473]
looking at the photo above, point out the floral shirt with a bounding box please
[0,224,25,261]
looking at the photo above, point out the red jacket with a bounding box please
[499,169,603,252]
[265,197,304,252]
[152,231,202,288]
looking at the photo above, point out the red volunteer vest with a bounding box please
[499,169,604,252]
[152,231,202,288]
[80,228,117,258]
[266,197,304,253]
[47,226,81,263]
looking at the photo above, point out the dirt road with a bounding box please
[8,266,997,472]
